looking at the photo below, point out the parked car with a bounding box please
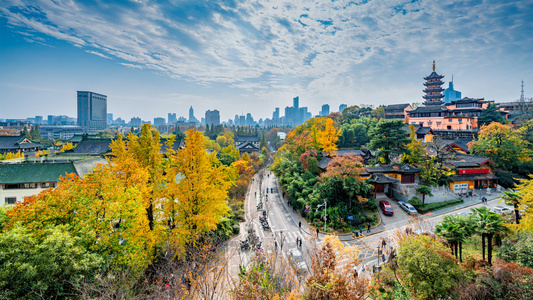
[398,201,418,215]
[288,248,308,275]
[490,206,513,216]
[454,211,470,218]
[379,200,394,216]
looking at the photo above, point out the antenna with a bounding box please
[521,80,525,102]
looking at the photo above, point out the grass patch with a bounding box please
[412,198,464,213]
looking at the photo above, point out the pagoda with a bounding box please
[423,60,445,105]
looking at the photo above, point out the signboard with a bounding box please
[305,203,309,213]
[458,168,489,175]
[453,183,468,193]
[347,216,353,220]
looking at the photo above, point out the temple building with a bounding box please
[422,60,445,106]
[406,61,508,130]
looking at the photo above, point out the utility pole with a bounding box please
[316,199,328,232]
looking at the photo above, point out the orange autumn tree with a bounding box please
[109,124,168,233]
[319,118,341,157]
[6,166,154,272]
[165,128,235,255]
[229,158,255,199]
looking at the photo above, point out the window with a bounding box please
[4,183,37,189]
[449,119,452,122]
[41,182,56,188]
[437,122,441,125]
[5,197,16,204]
[458,119,463,123]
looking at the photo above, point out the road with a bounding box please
[235,165,515,276]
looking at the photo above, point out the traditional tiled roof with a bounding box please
[452,97,485,104]
[236,141,260,152]
[368,173,398,184]
[73,157,107,177]
[416,127,433,135]
[66,139,113,155]
[0,162,77,184]
[365,164,421,174]
[450,173,499,182]
[385,103,411,110]
[445,153,495,168]
[235,135,260,143]
[409,106,449,114]
[449,138,473,152]
[424,72,444,80]
[0,135,43,152]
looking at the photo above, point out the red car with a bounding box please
[379,200,394,216]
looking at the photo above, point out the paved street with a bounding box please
[232,165,515,278]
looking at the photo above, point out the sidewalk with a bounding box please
[422,188,504,217]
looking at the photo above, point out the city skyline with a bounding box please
[1,0,532,121]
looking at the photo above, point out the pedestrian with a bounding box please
[316,227,319,238]
[367,222,371,233]
[275,240,278,249]
[300,238,303,248]
[296,237,299,246]
[299,221,301,229]
[362,264,366,272]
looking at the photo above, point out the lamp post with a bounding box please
[316,199,328,232]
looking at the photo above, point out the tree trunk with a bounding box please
[514,202,520,225]
[459,242,463,262]
[422,194,426,205]
[488,234,493,265]
[482,234,486,261]
[455,242,459,260]
[147,203,154,231]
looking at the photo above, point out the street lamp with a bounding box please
[316,199,328,232]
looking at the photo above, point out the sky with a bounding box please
[1,0,532,123]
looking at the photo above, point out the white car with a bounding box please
[490,206,513,216]
[288,248,308,274]
[398,201,418,215]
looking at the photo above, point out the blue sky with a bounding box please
[1,0,532,122]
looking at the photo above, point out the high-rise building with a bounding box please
[168,113,177,125]
[321,104,330,116]
[205,109,220,126]
[77,91,107,133]
[34,116,43,125]
[443,76,461,104]
[188,106,196,123]
[273,107,280,120]
[154,117,166,127]
[239,115,246,126]
[130,117,141,127]
[293,96,299,111]
[339,104,347,113]
[107,113,113,124]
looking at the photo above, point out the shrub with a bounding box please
[408,197,422,206]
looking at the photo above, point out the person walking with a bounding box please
[299,238,302,248]
[316,227,319,238]
[367,222,371,233]
[299,221,301,229]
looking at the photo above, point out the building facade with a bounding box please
[77,91,107,133]
[205,109,220,126]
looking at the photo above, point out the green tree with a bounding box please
[260,130,267,150]
[0,224,103,299]
[368,119,410,164]
[401,124,426,165]
[435,214,472,262]
[502,190,521,224]
[416,185,433,205]
[478,103,505,126]
[472,206,510,265]
[469,122,532,171]
[497,232,533,268]
[397,235,464,300]
[30,126,42,142]
[22,126,30,138]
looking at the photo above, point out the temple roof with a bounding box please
[385,103,411,110]
[409,106,449,114]
[424,72,444,80]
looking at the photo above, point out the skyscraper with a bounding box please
[339,104,347,113]
[188,106,197,123]
[273,107,280,120]
[77,91,107,133]
[321,104,330,116]
[168,113,177,125]
[205,109,220,126]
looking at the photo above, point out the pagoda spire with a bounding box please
[433,60,436,72]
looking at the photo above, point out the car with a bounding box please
[398,201,418,215]
[490,206,513,216]
[288,248,308,275]
[379,200,394,216]
[454,211,470,218]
